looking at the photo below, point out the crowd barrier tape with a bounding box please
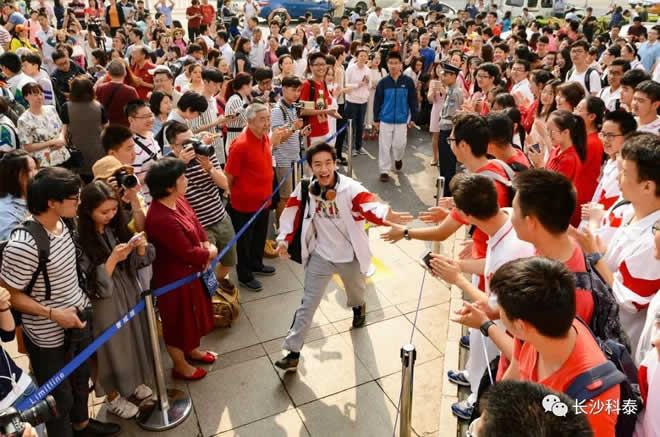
[18,124,349,412]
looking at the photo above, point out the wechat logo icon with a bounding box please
[542,394,568,417]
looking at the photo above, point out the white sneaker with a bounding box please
[133,384,153,401]
[105,395,139,419]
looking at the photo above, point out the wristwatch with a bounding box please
[403,228,411,240]
[586,252,603,265]
[480,320,495,337]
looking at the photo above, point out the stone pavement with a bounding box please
[5,129,469,436]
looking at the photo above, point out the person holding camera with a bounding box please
[0,285,44,437]
[126,100,162,206]
[77,179,155,419]
[0,167,121,437]
[99,125,147,233]
[164,121,237,293]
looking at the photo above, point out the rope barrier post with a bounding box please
[399,344,417,437]
[136,291,192,431]
[432,176,444,254]
[347,119,354,176]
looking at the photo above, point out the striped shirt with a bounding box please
[0,220,89,348]
[224,94,248,155]
[189,96,225,165]
[181,154,226,228]
[271,101,301,167]
[132,132,162,206]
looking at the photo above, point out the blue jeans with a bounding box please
[12,380,46,437]
[345,101,368,152]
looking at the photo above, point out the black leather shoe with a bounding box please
[73,419,121,437]
[352,303,366,328]
[239,279,263,291]
[254,265,276,276]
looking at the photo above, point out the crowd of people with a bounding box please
[0,0,657,436]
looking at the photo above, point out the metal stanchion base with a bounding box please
[136,389,192,431]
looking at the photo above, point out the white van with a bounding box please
[502,0,582,18]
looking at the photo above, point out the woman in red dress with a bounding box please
[145,158,218,380]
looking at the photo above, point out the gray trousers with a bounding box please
[282,251,366,353]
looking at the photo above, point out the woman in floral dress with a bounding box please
[17,82,70,168]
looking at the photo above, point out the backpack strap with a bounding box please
[479,170,512,187]
[300,178,310,218]
[584,67,594,94]
[565,361,626,401]
[20,221,51,300]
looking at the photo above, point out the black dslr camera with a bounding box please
[114,170,138,189]
[185,139,215,157]
[0,395,57,437]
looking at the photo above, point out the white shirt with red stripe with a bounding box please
[277,175,388,273]
[604,208,660,357]
[579,159,621,232]
[484,209,536,295]
[635,346,659,437]
[597,195,632,247]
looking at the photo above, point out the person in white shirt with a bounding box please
[0,52,35,109]
[34,11,55,73]
[248,28,265,70]
[430,173,536,420]
[243,0,259,20]
[366,7,382,36]
[20,52,55,106]
[567,40,602,96]
[579,110,637,244]
[344,48,370,156]
[632,80,660,134]
[216,31,233,73]
[273,143,412,372]
[510,59,534,104]
[599,58,629,112]
[571,133,660,365]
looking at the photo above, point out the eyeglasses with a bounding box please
[599,132,624,140]
[66,193,80,202]
[448,137,458,144]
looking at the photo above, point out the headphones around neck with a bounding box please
[309,171,340,201]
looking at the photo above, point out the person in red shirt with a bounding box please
[574,96,605,226]
[485,112,530,170]
[130,47,155,100]
[299,52,341,148]
[382,113,511,290]
[185,0,203,41]
[225,102,276,292]
[511,169,594,325]
[95,60,139,127]
[199,0,215,26]
[492,257,619,437]
[528,110,587,227]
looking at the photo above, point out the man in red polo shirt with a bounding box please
[225,102,276,292]
[131,47,155,100]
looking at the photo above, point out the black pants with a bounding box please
[345,101,367,152]
[229,207,269,283]
[24,327,92,437]
[335,103,347,160]
[438,129,457,197]
[188,26,200,41]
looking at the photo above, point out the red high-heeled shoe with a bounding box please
[171,368,207,381]
[186,352,217,364]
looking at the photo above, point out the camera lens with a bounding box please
[20,395,58,427]
[115,171,138,189]
[191,141,215,157]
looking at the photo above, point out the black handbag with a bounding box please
[288,179,310,264]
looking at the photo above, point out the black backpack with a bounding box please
[566,318,643,437]
[288,179,310,264]
[574,252,631,352]
[568,66,597,94]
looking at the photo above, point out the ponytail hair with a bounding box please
[584,96,605,131]
[223,72,252,101]
[550,110,587,163]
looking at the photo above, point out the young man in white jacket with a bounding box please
[274,143,412,371]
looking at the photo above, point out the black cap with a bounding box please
[442,62,460,75]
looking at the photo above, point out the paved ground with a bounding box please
[5,129,469,437]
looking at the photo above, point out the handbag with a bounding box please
[61,145,84,169]
[212,285,241,328]
[288,179,310,264]
[200,268,219,297]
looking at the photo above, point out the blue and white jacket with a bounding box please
[373,74,418,125]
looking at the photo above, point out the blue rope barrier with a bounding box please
[18,123,348,411]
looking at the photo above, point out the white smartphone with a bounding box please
[128,232,144,246]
